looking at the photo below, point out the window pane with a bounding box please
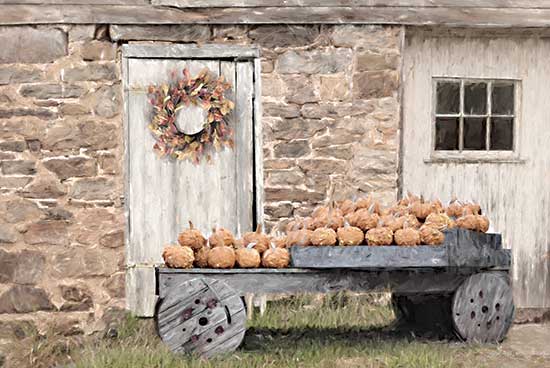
[464,82,487,115]
[492,83,514,115]
[490,117,514,150]
[435,117,459,150]
[436,82,460,114]
[464,117,487,150]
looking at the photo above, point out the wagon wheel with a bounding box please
[452,272,514,343]
[156,278,246,358]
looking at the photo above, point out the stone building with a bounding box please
[0,1,549,338]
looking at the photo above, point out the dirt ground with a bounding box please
[483,323,550,368]
[314,323,550,368]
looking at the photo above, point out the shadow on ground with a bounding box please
[242,322,458,352]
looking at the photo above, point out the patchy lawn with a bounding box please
[7,293,550,368]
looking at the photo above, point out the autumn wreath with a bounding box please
[147,68,235,163]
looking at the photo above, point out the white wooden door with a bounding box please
[123,46,259,316]
[402,32,550,308]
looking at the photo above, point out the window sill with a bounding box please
[425,152,526,164]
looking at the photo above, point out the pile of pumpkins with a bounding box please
[162,222,289,269]
[274,193,490,247]
[162,194,491,269]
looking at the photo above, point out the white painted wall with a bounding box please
[402,32,550,308]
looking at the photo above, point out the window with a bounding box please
[434,78,516,152]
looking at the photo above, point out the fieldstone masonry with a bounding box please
[0,25,125,344]
[256,25,402,229]
[0,24,401,340]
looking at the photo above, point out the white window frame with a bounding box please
[428,76,523,163]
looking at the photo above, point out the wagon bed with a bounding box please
[155,229,514,358]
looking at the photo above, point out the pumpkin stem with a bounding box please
[368,202,375,214]
[255,224,262,234]
[292,217,300,232]
[328,201,334,218]
[189,221,194,230]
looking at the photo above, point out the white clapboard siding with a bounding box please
[402,33,550,308]
[124,52,257,316]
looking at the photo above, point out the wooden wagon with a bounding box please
[154,229,513,358]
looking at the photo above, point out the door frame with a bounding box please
[121,44,263,316]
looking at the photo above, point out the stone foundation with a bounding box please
[0,24,401,338]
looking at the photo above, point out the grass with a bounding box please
[70,293,476,368]
[7,293,523,368]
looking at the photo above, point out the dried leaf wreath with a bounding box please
[147,68,235,164]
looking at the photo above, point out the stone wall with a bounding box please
[0,23,402,344]
[110,24,402,231]
[247,25,402,230]
[0,25,125,345]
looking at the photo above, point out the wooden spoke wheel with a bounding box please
[156,278,246,358]
[452,272,514,343]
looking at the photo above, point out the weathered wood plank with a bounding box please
[191,288,246,358]
[409,26,550,39]
[126,266,157,317]
[156,278,246,358]
[220,61,239,234]
[122,52,132,291]
[127,58,190,264]
[199,325,246,358]
[152,0,550,9]
[424,157,527,164]
[159,267,317,274]
[253,57,264,229]
[234,61,254,237]
[163,298,242,352]
[0,0,148,3]
[157,280,214,329]
[4,0,550,7]
[291,245,449,269]
[290,229,509,269]
[158,268,473,297]
[5,5,550,26]
[449,230,510,268]
[121,44,260,59]
[181,60,227,236]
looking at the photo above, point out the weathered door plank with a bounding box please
[126,266,157,316]
[234,61,254,237]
